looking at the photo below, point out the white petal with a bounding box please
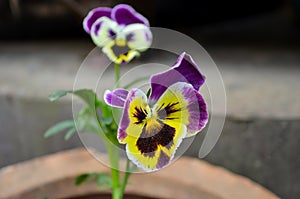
[123,24,152,52]
[90,17,120,47]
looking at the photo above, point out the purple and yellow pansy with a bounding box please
[104,52,208,171]
[83,4,152,64]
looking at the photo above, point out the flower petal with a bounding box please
[91,17,119,47]
[112,4,149,26]
[104,88,129,108]
[118,89,149,143]
[126,124,186,172]
[102,44,140,64]
[115,50,140,64]
[83,7,112,34]
[153,82,207,137]
[149,52,206,102]
[122,82,207,171]
[119,87,186,171]
[185,89,208,137]
[123,24,152,52]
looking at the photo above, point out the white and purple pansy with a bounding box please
[104,52,208,171]
[83,4,152,64]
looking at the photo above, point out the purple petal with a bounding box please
[156,151,170,170]
[92,20,104,36]
[118,89,147,142]
[181,83,208,136]
[112,4,149,26]
[149,52,206,102]
[83,7,112,34]
[154,82,208,137]
[104,88,129,108]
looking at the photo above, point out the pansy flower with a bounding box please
[104,52,208,171]
[83,4,152,64]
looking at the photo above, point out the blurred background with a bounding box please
[0,0,299,198]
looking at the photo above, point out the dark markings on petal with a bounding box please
[165,116,179,120]
[156,151,170,169]
[144,151,155,158]
[165,140,174,150]
[157,102,180,120]
[94,22,103,36]
[108,29,116,39]
[126,33,134,42]
[157,103,166,119]
[133,107,147,124]
[111,45,131,57]
[136,120,175,157]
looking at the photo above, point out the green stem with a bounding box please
[109,62,121,199]
[120,158,131,196]
[91,111,120,199]
[106,142,120,199]
[114,63,120,88]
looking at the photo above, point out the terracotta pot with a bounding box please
[0,148,279,199]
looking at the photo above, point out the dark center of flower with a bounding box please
[112,44,131,57]
[136,120,175,157]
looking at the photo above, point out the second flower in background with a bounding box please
[83,4,152,64]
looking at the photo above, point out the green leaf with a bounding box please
[75,173,90,186]
[73,89,97,112]
[48,89,110,140]
[75,173,112,189]
[48,90,71,101]
[98,100,112,119]
[49,89,99,123]
[95,173,112,187]
[76,106,96,132]
[44,120,75,138]
[100,117,113,125]
[98,100,114,125]
[146,88,151,98]
[64,127,76,140]
[48,89,97,112]
[72,89,105,133]
[54,89,100,130]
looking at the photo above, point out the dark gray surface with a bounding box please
[186,118,300,199]
[0,95,82,167]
